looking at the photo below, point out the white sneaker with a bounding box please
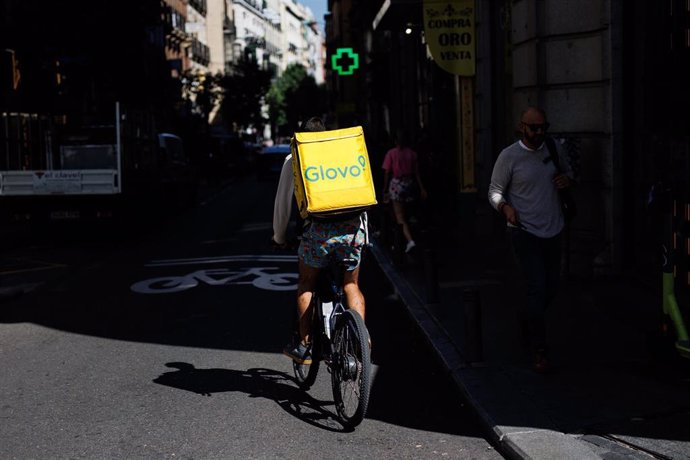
[405,240,416,253]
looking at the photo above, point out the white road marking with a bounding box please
[132,258,299,294]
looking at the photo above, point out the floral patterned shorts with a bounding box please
[298,215,366,271]
[389,176,416,203]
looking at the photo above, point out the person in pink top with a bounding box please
[382,129,428,253]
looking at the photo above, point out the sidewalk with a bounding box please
[369,206,690,460]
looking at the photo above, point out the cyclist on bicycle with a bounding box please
[272,117,368,365]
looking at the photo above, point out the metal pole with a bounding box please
[462,287,483,363]
[423,248,440,304]
[26,113,33,169]
[455,76,463,194]
[115,101,122,193]
[394,223,405,266]
[3,113,9,169]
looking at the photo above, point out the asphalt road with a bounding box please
[0,175,505,459]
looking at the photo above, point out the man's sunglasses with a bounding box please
[522,122,550,132]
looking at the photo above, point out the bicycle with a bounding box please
[648,183,690,361]
[290,261,372,429]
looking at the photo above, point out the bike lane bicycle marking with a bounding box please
[131,255,299,294]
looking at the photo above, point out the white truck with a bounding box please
[0,102,196,223]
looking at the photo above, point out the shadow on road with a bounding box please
[153,363,349,432]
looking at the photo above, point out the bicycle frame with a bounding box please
[313,265,348,355]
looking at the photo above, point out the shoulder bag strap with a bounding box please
[544,137,562,173]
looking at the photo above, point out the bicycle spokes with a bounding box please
[331,310,371,428]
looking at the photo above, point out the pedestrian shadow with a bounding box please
[152,362,351,432]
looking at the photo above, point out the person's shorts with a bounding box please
[389,176,416,202]
[299,215,366,271]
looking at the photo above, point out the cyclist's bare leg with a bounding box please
[343,267,365,321]
[297,259,320,341]
[392,200,413,243]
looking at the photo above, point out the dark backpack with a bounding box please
[544,137,577,223]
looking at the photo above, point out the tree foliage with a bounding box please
[267,63,327,137]
[180,70,220,120]
[216,59,273,130]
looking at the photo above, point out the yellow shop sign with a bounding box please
[423,0,475,76]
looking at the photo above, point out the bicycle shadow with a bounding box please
[152,362,351,432]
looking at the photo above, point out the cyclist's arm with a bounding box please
[272,154,294,245]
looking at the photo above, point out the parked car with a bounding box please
[256,143,290,179]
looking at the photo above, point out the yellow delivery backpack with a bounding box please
[292,126,377,219]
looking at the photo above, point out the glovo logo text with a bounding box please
[305,155,367,182]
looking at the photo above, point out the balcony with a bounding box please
[188,38,211,66]
[162,5,188,41]
[189,0,207,16]
[223,18,236,36]
[245,35,266,50]
[235,0,263,15]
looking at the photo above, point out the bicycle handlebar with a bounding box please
[270,236,299,251]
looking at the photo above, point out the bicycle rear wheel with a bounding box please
[292,300,321,390]
[330,309,371,429]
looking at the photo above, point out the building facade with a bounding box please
[181,0,325,133]
[185,0,211,73]
[206,0,229,74]
[162,0,189,78]
[228,0,268,67]
[159,0,324,79]
[277,0,325,82]
[263,0,284,75]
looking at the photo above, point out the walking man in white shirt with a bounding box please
[488,107,574,373]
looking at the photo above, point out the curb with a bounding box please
[368,241,601,460]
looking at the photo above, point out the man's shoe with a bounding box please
[405,240,416,253]
[283,340,312,365]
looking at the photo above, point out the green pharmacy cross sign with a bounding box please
[331,48,359,76]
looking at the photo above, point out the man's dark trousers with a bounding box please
[509,227,562,352]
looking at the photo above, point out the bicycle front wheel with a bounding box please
[330,309,371,429]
